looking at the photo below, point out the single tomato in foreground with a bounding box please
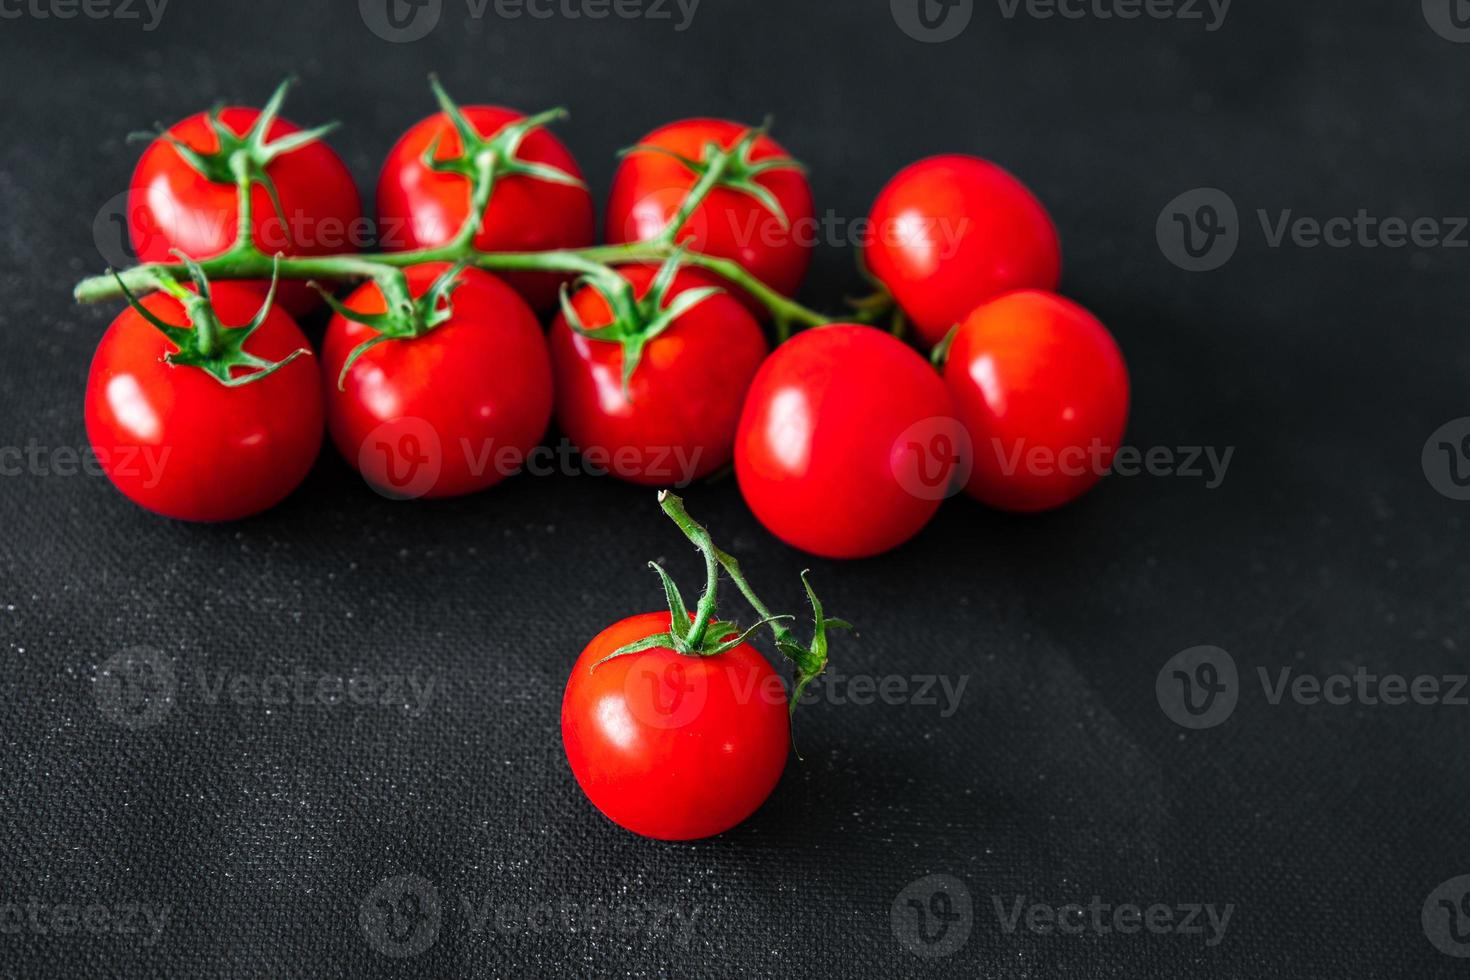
[319,263,552,500]
[84,272,323,522]
[942,290,1129,512]
[735,323,957,559]
[561,492,848,841]
[128,80,361,316]
[604,118,813,307]
[549,260,768,486]
[376,79,593,312]
[863,154,1060,348]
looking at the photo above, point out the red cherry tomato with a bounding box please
[548,264,768,486]
[735,324,956,559]
[320,263,553,500]
[561,611,790,841]
[604,119,814,305]
[943,290,1129,512]
[84,283,323,522]
[129,108,361,317]
[864,154,1061,348]
[376,107,594,312]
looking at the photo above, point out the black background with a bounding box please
[3,0,1469,976]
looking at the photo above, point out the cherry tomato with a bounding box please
[864,154,1061,348]
[320,263,553,500]
[549,264,768,486]
[735,323,956,559]
[84,282,323,522]
[604,119,814,305]
[129,108,361,317]
[376,106,594,312]
[561,611,790,841]
[944,290,1129,512]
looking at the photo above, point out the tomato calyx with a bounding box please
[621,118,807,237]
[557,248,723,397]
[130,77,339,248]
[313,263,468,390]
[421,75,586,248]
[111,252,308,387]
[596,491,851,714]
[846,255,911,339]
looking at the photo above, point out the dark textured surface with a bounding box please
[3,1,1470,976]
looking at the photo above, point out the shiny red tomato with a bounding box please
[604,119,814,304]
[376,106,594,312]
[320,263,552,500]
[944,290,1130,512]
[549,264,768,486]
[735,324,956,559]
[864,154,1061,348]
[129,107,361,317]
[84,282,323,522]
[561,611,790,841]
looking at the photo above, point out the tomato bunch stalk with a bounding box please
[73,76,831,345]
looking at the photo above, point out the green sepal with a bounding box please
[930,323,960,369]
[422,75,585,195]
[318,263,468,390]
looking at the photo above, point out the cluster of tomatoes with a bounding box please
[79,79,1131,839]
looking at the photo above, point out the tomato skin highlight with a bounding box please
[548,265,769,486]
[319,264,553,500]
[83,283,324,522]
[561,611,791,841]
[864,154,1061,348]
[376,106,595,312]
[129,107,362,317]
[604,118,814,308]
[944,290,1130,513]
[734,323,956,559]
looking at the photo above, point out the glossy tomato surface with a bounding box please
[944,290,1130,512]
[376,106,594,311]
[561,611,790,841]
[320,264,552,500]
[604,119,814,304]
[84,283,323,522]
[129,107,361,316]
[864,154,1061,347]
[549,265,768,486]
[735,323,956,559]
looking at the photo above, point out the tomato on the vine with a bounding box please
[735,323,957,559]
[376,81,594,313]
[549,262,768,486]
[562,610,790,841]
[864,154,1061,348]
[942,289,1129,513]
[84,277,323,522]
[604,119,814,306]
[128,83,361,317]
[319,263,553,500]
[561,492,847,841]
